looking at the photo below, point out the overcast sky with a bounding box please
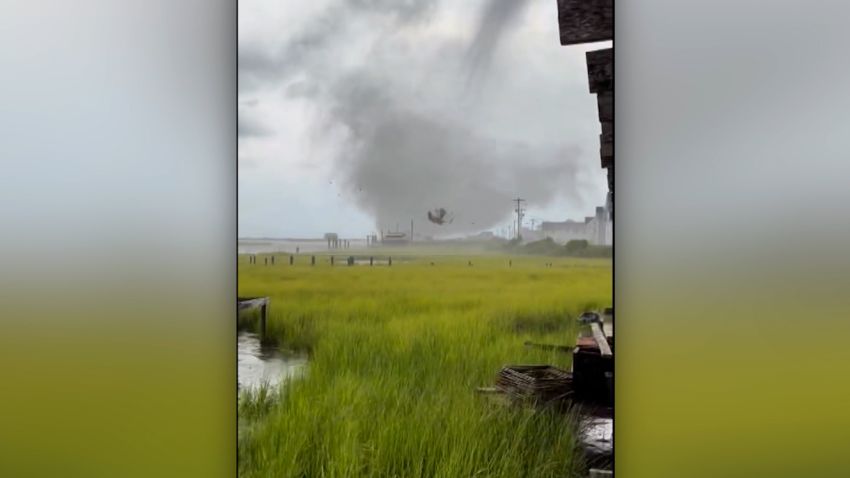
[238,0,610,239]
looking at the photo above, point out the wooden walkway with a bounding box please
[238,296,269,335]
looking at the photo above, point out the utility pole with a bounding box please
[513,197,525,240]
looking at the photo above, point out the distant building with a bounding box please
[540,207,611,245]
[518,227,544,243]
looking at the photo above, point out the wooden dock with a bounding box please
[238,296,269,335]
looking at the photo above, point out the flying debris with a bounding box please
[427,208,454,225]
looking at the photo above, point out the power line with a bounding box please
[513,197,525,240]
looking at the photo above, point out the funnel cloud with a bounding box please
[239,0,607,237]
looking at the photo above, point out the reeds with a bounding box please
[238,254,611,477]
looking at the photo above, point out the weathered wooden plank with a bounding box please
[237,297,268,311]
[590,322,612,356]
[557,0,613,46]
[586,48,613,93]
[597,92,613,123]
[238,296,270,335]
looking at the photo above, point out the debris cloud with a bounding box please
[241,0,590,236]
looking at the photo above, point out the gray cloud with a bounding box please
[465,0,531,85]
[238,111,273,138]
[240,0,597,235]
[239,0,438,94]
[322,70,583,235]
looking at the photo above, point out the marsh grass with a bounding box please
[238,254,611,477]
[239,382,277,421]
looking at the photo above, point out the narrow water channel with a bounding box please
[580,416,613,468]
[238,331,307,391]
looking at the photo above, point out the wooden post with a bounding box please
[311,255,315,266]
[388,257,392,266]
[260,302,267,336]
[289,255,294,265]
[264,257,268,265]
[271,255,275,265]
[330,256,334,266]
[370,256,373,266]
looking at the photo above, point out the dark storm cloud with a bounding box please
[239,0,438,93]
[325,71,583,235]
[241,0,593,235]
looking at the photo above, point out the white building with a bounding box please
[540,206,612,245]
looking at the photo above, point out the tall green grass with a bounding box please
[238,254,611,477]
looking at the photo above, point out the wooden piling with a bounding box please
[260,303,267,336]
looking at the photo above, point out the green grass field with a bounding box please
[238,252,611,477]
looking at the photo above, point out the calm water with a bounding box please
[580,416,613,460]
[237,331,307,391]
